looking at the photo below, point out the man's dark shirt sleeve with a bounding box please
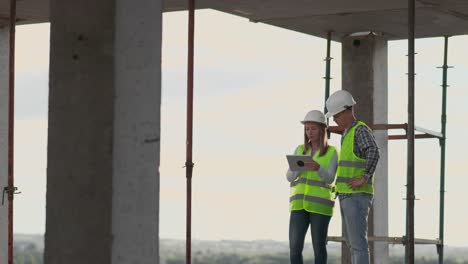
[354,125,380,178]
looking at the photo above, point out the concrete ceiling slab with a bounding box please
[1,0,468,41]
[0,0,49,26]
[164,0,468,40]
[260,7,468,40]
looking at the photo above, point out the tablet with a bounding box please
[286,154,314,172]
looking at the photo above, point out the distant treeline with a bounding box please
[164,253,316,264]
[161,254,468,264]
[14,244,43,264]
[12,238,468,264]
[13,249,468,264]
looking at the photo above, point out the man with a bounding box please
[325,90,380,264]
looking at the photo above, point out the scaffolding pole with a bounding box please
[438,35,449,264]
[323,31,332,116]
[185,0,195,264]
[406,0,416,263]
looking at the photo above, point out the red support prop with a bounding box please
[185,1,195,264]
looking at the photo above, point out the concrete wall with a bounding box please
[342,33,389,264]
[44,0,162,263]
[0,26,9,264]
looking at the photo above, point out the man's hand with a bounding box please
[348,176,368,190]
[305,161,320,171]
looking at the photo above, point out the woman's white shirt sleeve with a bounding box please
[286,146,301,182]
[316,150,338,184]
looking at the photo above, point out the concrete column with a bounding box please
[341,33,389,264]
[0,26,9,264]
[44,1,162,263]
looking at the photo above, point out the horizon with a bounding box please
[12,233,468,249]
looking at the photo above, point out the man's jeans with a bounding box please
[289,210,331,264]
[339,193,374,264]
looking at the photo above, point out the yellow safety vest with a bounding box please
[336,121,374,194]
[289,145,337,216]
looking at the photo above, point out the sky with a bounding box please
[11,9,468,248]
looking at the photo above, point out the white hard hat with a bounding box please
[325,90,356,118]
[301,110,327,126]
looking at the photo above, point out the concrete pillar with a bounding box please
[44,1,162,263]
[341,33,389,264]
[0,26,9,264]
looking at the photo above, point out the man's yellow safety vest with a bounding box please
[336,121,374,194]
[289,145,337,216]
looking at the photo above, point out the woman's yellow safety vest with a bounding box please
[289,145,337,216]
[336,121,374,194]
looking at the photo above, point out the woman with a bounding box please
[286,110,338,264]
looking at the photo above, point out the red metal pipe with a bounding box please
[328,126,344,134]
[372,123,408,130]
[186,0,195,264]
[8,0,16,263]
[329,123,408,134]
[389,134,439,140]
[330,124,440,140]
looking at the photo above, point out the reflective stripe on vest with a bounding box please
[289,144,336,216]
[290,177,333,190]
[336,121,374,194]
[289,194,335,207]
[339,160,366,168]
[336,176,373,185]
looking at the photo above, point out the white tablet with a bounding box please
[286,154,314,172]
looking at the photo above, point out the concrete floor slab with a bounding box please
[1,0,468,40]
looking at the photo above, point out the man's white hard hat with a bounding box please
[325,90,356,118]
[301,110,327,126]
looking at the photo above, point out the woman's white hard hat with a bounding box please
[301,110,327,126]
[325,90,356,118]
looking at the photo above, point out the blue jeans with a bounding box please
[289,210,331,264]
[339,193,374,264]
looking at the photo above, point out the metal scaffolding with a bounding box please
[326,45,450,263]
[323,8,451,264]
